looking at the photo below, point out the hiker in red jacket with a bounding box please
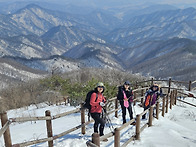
[117,81,134,124]
[90,82,106,136]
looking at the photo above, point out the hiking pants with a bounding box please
[142,107,148,119]
[119,101,133,123]
[142,106,155,119]
[91,113,106,136]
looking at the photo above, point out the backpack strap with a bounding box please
[122,90,127,99]
[95,93,98,102]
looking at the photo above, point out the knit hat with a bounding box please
[124,81,131,85]
[97,82,104,87]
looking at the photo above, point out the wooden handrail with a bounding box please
[177,99,196,107]
[9,108,80,123]
[100,132,114,141]
[161,86,186,91]
[52,108,80,119]
[177,91,196,99]
[136,79,189,85]
[121,136,135,147]
[13,120,94,146]
[132,87,149,92]
[0,121,10,137]
[9,116,51,122]
[118,119,136,131]
[171,80,189,84]
[1,78,195,147]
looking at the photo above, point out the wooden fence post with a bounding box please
[135,115,141,140]
[115,98,118,118]
[81,104,85,135]
[148,106,153,127]
[92,133,100,147]
[174,90,177,105]
[114,128,120,147]
[64,96,67,105]
[189,81,192,91]
[173,90,175,105]
[1,112,12,147]
[45,110,53,147]
[173,91,175,105]
[162,97,165,117]
[170,92,173,110]
[141,86,144,107]
[151,78,154,85]
[171,91,173,106]
[156,101,159,119]
[134,91,136,106]
[166,95,169,113]
[168,78,172,94]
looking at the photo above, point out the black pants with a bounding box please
[142,106,155,119]
[91,113,106,136]
[119,101,133,123]
[142,107,148,119]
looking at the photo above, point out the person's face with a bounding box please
[124,84,129,89]
[97,86,104,93]
[153,86,158,91]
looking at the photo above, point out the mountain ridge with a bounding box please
[0,3,196,87]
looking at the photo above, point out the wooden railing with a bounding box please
[0,78,195,147]
[88,90,179,147]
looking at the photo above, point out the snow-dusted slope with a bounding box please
[0,58,47,89]
[0,95,195,147]
[108,7,196,47]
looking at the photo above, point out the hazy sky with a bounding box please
[0,0,196,8]
[0,0,196,3]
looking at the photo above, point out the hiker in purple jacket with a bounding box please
[142,83,162,119]
[117,81,134,124]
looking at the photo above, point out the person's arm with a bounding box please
[99,95,106,107]
[117,86,123,101]
[128,90,134,102]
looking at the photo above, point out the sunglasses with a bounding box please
[98,86,104,88]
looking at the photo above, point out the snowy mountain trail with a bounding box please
[0,92,196,147]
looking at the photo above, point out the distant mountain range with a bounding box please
[0,3,196,88]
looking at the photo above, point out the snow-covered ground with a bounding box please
[0,91,196,147]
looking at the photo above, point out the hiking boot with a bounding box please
[130,122,136,125]
[102,138,108,142]
[100,134,108,142]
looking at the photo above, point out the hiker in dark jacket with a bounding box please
[90,82,106,136]
[142,83,162,119]
[117,81,134,124]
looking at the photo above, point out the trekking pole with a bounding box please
[103,107,114,132]
[132,103,136,118]
[105,113,114,130]
[106,116,115,133]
